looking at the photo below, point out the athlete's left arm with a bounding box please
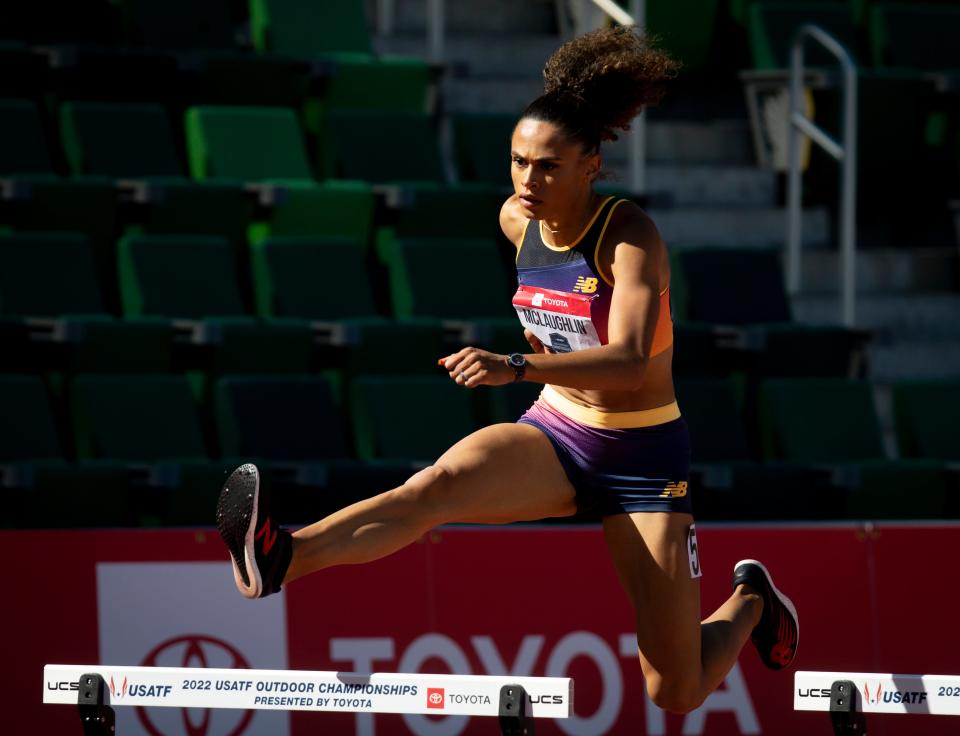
[440,208,664,391]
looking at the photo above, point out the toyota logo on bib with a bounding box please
[137,635,254,736]
[531,292,545,307]
[427,688,445,709]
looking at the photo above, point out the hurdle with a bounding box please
[44,664,572,735]
[795,670,960,734]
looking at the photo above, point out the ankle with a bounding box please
[735,584,764,626]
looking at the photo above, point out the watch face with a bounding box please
[509,353,525,367]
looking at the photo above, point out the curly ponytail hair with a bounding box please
[520,26,679,153]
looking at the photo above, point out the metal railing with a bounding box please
[786,24,858,327]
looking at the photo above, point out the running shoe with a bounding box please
[732,559,799,670]
[216,463,292,599]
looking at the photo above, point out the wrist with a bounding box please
[505,352,527,383]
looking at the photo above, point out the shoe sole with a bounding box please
[215,464,261,599]
[735,558,799,667]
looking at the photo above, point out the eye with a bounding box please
[540,162,557,171]
[511,155,526,167]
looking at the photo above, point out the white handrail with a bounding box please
[786,24,858,327]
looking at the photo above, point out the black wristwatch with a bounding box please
[506,353,527,383]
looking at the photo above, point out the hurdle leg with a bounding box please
[77,673,115,735]
[830,680,867,735]
[499,684,535,735]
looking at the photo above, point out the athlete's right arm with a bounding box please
[499,194,528,248]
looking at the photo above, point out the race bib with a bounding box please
[512,284,601,353]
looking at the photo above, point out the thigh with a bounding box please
[426,422,578,524]
[602,512,702,680]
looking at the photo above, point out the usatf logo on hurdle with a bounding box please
[795,671,956,715]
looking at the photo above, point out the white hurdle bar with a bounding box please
[44,664,573,719]
[795,671,960,716]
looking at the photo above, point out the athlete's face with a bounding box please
[510,118,600,221]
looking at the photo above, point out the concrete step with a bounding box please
[649,206,830,248]
[367,0,558,36]
[791,293,960,340]
[798,248,959,295]
[868,342,960,383]
[441,76,545,115]
[373,34,560,78]
[605,163,775,207]
[605,120,755,165]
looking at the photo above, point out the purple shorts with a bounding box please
[518,398,693,516]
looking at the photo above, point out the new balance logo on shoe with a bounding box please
[256,517,278,556]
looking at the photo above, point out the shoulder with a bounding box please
[604,199,664,253]
[499,194,530,247]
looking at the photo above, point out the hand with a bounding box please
[439,347,515,388]
[524,329,546,354]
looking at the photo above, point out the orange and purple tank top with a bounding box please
[512,196,673,356]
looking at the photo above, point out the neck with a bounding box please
[540,190,599,247]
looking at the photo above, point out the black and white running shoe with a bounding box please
[732,559,799,670]
[215,463,292,599]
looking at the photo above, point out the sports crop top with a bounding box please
[511,196,673,356]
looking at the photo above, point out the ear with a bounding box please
[585,153,601,182]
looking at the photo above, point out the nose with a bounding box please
[521,166,539,190]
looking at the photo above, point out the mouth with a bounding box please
[518,194,541,208]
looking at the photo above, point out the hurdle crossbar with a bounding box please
[795,670,960,716]
[44,664,572,719]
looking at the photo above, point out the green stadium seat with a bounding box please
[350,375,478,462]
[0,232,104,316]
[377,237,513,320]
[893,380,960,460]
[70,374,210,462]
[0,374,132,528]
[250,0,372,55]
[758,378,947,519]
[452,113,516,186]
[0,99,55,175]
[118,0,238,49]
[748,1,861,70]
[4,176,122,310]
[320,111,446,183]
[250,236,376,320]
[673,248,868,378]
[60,101,183,178]
[647,0,720,72]
[321,55,432,114]
[190,53,313,108]
[215,375,350,460]
[0,375,64,463]
[674,248,792,324]
[248,180,375,252]
[118,233,245,319]
[380,185,507,244]
[759,378,885,462]
[185,105,313,181]
[869,3,960,70]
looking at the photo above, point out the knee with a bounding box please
[395,464,455,522]
[646,673,705,715]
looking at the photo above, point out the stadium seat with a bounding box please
[758,378,947,518]
[377,237,514,320]
[0,99,55,175]
[249,0,372,55]
[321,55,432,115]
[118,234,245,319]
[869,3,960,70]
[320,111,446,183]
[118,0,238,49]
[250,236,376,320]
[215,374,350,460]
[247,180,375,251]
[0,232,104,316]
[190,53,313,108]
[892,380,960,461]
[647,0,719,73]
[0,375,64,463]
[350,375,478,462]
[60,101,183,178]
[185,105,314,182]
[452,113,516,186]
[747,2,862,70]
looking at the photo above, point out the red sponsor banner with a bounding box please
[512,285,594,317]
[8,523,960,735]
